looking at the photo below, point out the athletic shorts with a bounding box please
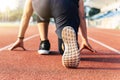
[32,0,80,38]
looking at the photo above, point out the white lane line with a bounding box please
[102,32,120,37]
[0,34,39,51]
[88,37,120,54]
[91,30,120,37]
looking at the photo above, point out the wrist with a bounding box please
[81,37,88,42]
[18,36,24,40]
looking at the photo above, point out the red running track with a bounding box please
[0,24,120,80]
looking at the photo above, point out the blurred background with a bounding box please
[0,0,35,25]
[0,0,120,29]
[0,0,24,22]
[85,0,120,29]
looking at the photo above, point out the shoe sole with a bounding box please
[38,50,49,55]
[62,26,80,68]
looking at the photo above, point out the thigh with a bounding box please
[36,15,50,23]
[51,0,80,36]
[32,0,51,20]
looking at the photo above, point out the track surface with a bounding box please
[0,24,120,80]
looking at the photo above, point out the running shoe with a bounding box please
[38,40,50,54]
[62,26,80,68]
[58,38,79,55]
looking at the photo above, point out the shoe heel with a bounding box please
[62,26,80,68]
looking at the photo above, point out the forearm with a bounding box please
[79,0,88,41]
[80,16,87,41]
[18,13,32,37]
[18,0,33,38]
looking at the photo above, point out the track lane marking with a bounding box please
[89,30,120,37]
[1,32,120,54]
[78,33,120,54]
[88,37,120,54]
[0,34,39,51]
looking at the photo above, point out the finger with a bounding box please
[8,47,13,51]
[80,44,91,52]
[79,47,84,52]
[79,44,84,52]
[21,46,26,51]
[82,45,95,53]
[86,46,97,53]
[89,48,97,53]
[8,45,18,51]
[92,49,97,53]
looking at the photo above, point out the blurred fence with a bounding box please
[87,15,120,29]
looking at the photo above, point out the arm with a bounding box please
[9,0,33,50]
[78,0,96,53]
[18,0,33,38]
[79,0,87,41]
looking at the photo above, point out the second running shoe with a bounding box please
[38,40,50,54]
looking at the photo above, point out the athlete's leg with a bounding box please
[51,0,80,68]
[36,16,50,54]
[33,0,64,55]
[37,22,49,41]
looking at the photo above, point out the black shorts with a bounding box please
[32,0,80,38]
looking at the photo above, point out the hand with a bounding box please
[8,39,26,51]
[80,40,97,53]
